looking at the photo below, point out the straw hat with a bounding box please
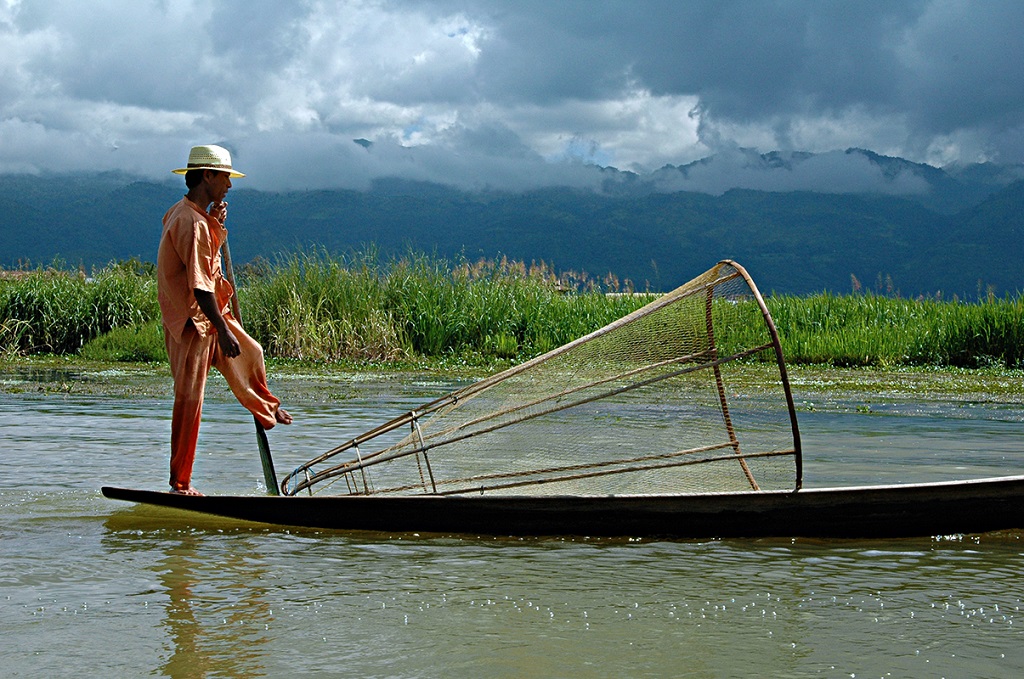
[172,144,246,178]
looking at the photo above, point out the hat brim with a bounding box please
[172,166,245,178]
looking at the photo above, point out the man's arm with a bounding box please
[194,288,240,358]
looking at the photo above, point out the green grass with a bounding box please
[3,253,1023,369]
[0,261,158,356]
[79,320,167,363]
[765,293,1024,368]
[240,249,404,362]
[240,249,644,363]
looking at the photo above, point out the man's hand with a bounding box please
[210,201,228,224]
[194,288,240,359]
[216,324,241,358]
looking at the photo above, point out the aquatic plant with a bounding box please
[2,253,1022,369]
[0,262,157,355]
[78,320,167,363]
[240,249,644,362]
[764,293,1024,368]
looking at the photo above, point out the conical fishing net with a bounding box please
[282,260,801,497]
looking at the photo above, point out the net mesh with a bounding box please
[282,261,801,497]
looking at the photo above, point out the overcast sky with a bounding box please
[2,0,1022,193]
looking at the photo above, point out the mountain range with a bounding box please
[2,148,1022,297]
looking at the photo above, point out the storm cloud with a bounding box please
[0,0,1021,192]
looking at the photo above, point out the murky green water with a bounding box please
[3,369,1024,677]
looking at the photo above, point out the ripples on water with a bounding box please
[3,382,1024,677]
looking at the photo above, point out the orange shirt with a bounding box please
[157,197,234,342]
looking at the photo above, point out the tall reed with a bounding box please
[241,248,403,362]
[759,293,1024,368]
[3,254,1022,370]
[240,249,644,362]
[0,262,158,355]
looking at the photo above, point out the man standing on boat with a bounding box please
[157,144,292,495]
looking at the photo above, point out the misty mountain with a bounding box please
[644,148,1020,215]
[1,153,1022,297]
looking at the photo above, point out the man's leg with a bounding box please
[212,316,290,429]
[166,323,216,492]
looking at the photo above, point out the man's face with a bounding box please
[205,170,232,202]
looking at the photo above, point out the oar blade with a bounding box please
[254,415,280,495]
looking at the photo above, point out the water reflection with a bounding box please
[158,536,217,679]
[0,366,80,384]
[103,511,274,678]
[6,379,1024,677]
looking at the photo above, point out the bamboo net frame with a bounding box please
[282,260,802,497]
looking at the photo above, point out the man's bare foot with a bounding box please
[275,408,293,425]
[170,486,203,496]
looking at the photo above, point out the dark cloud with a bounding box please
[1,0,1022,190]
[631,2,917,118]
[899,2,1024,136]
[430,0,1024,159]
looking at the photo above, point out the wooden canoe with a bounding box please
[102,474,1024,539]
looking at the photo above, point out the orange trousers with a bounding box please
[165,316,281,491]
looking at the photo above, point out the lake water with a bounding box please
[2,368,1024,677]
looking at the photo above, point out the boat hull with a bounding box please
[102,475,1024,538]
